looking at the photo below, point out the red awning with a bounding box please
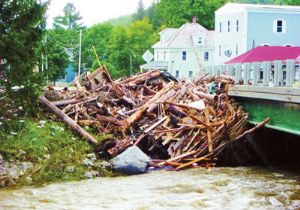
[225,46,300,64]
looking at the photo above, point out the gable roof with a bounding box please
[153,23,214,49]
[225,46,300,64]
[216,3,300,15]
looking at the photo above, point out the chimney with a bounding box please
[192,16,197,24]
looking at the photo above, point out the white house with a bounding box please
[140,18,214,79]
[215,3,300,64]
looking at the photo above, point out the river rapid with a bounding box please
[0,167,299,210]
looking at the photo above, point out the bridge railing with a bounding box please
[205,59,300,87]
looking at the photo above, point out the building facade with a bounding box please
[141,19,214,79]
[215,3,300,64]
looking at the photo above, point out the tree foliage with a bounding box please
[108,25,130,76]
[52,0,300,82]
[46,30,70,83]
[0,0,47,111]
[52,3,84,77]
[127,17,158,73]
[133,0,145,21]
[81,23,113,70]
[53,2,83,30]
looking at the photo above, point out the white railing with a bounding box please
[205,59,300,87]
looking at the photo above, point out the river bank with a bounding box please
[1,117,300,189]
[1,167,299,209]
[0,118,115,188]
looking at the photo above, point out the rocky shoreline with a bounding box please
[0,152,113,188]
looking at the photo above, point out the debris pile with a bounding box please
[40,66,269,171]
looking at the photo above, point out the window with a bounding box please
[236,44,239,55]
[204,52,209,61]
[236,20,239,32]
[274,19,286,33]
[219,45,221,56]
[228,21,230,32]
[163,51,166,61]
[189,71,193,77]
[219,22,222,33]
[277,20,283,32]
[182,51,187,61]
[198,37,202,44]
[176,70,180,78]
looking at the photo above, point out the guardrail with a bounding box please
[205,59,300,87]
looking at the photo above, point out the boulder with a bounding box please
[110,146,150,175]
[83,158,94,167]
[20,162,33,171]
[84,171,98,179]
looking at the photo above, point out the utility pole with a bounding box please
[78,29,82,76]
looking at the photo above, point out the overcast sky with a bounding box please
[46,0,154,28]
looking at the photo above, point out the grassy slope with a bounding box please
[0,118,114,187]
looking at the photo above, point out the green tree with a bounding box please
[46,30,70,83]
[156,0,228,30]
[0,0,47,111]
[133,0,145,21]
[156,0,188,28]
[187,0,228,30]
[127,17,158,73]
[146,1,161,30]
[81,23,114,70]
[53,3,84,76]
[108,25,130,75]
[53,2,83,30]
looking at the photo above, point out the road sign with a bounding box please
[142,50,154,63]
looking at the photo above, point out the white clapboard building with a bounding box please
[140,18,214,79]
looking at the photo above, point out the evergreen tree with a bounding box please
[0,0,47,111]
[46,30,70,83]
[133,0,145,20]
[53,2,83,30]
[53,3,85,76]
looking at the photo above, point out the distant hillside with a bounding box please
[104,15,133,26]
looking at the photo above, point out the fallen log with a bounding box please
[39,96,98,145]
[123,81,175,129]
[52,98,81,107]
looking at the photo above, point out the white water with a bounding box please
[0,167,299,210]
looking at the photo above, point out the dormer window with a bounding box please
[198,37,202,44]
[182,51,187,61]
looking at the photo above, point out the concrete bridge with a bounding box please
[206,59,300,135]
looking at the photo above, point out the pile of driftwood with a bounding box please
[40,66,269,170]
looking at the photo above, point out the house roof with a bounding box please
[140,61,168,70]
[225,46,300,64]
[216,3,300,15]
[153,23,214,49]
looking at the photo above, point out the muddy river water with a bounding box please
[0,167,299,209]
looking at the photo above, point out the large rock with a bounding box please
[110,146,150,175]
